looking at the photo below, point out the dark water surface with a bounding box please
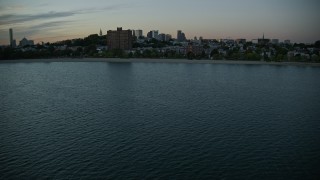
[1,62,320,179]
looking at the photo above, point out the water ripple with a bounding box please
[1,62,320,179]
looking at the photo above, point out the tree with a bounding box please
[210,49,218,56]
[77,47,83,53]
[245,52,260,61]
[85,44,97,56]
[210,49,220,60]
[112,49,124,58]
[105,51,114,58]
[0,47,14,60]
[48,45,55,55]
[187,51,195,60]
[201,50,207,59]
[315,40,320,48]
[203,44,210,49]
[128,52,133,58]
[143,49,151,58]
[263,52,270,61]
[311,55,320,62]
[150,49,159,58]
[84,34,100,46]
[134,50,142,58]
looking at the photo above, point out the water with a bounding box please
[0,61,319,179]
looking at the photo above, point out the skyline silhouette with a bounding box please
[0,0,319,45]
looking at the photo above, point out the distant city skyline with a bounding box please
[0,0,319,45]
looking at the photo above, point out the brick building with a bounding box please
[107,27,132,50]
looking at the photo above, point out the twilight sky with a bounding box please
[0,0,319,45]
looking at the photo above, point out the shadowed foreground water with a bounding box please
[0,61,320,179]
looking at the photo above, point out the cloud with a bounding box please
[0,20,76,44]
[31,20,73,30]
[0,3,131,44]
[0,4,27,11]
[0,11,76,25]
[11,20,76,38]
[0,4,127,26]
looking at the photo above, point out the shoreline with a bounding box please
[1,58,320,66]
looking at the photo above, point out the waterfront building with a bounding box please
[181,33,186,41]
[236,39,247,44]
[156,33,172,41]
[107,27,132,50]
[258,33,270,45]
[177,30,182,40]
[152,30,159,39]
[158,34,166,41]
[177,30,186,42]
[146,30,159,39]
[252,39,258,44]
[284,40,291,44]
[12,39,16,47]
[19,37,34,47]
[165,34,172,41]
[147,31,153,39]
[186,43,204,56]
[271,39,279,44]
[134,30,143,38]
[220,39,235,44]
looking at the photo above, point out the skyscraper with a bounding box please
[9,28,13,47]
[147,31,153,38]
[177,30,182,40]
[165,34,172,41]
[177,30,186,42]
[152,30,159,39]
[146,30,159,39]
